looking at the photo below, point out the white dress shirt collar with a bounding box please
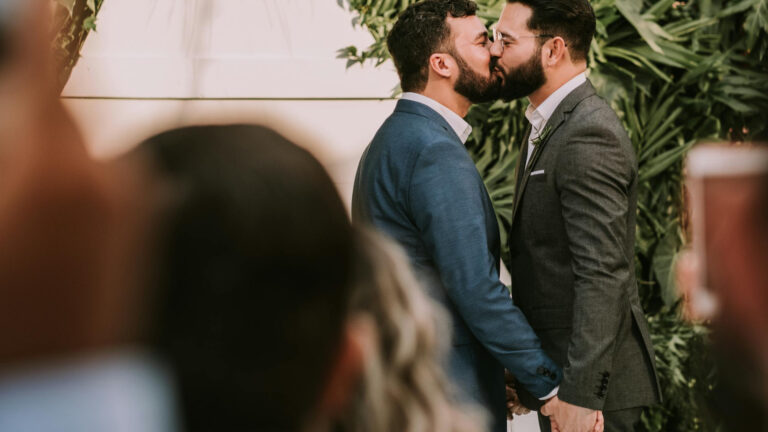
[401,92,473,144]
[525,72,587,136]
[524,72,587,167]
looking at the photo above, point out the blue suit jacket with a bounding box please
[352,99,561,431]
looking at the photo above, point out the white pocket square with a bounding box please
[531,169,546,176]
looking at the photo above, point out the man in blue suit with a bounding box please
[351,1,562,430]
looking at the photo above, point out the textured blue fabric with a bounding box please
[352,99,561,431]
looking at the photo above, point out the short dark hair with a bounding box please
[137,125,356,431]
[508,0,595,62]
[387,0,478,92]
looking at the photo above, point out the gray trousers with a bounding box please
[537,407,643,432]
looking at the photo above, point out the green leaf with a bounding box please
[652,226,682,307]
[711,94,759,113]
[664,17,718,37]
[638,142,691,182]
[83,15,97,31]
[646,0,676,18]
[603,47,673,81]
[615,0,673,53]
[717,0,760,18]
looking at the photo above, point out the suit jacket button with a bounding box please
[537,367,545,375]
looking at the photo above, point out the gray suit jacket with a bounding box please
[353,99,561,432]
[509,80,661,411]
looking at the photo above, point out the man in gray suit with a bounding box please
[490,0,661,431]
[352,1,563,431]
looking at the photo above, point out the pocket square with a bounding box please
[531,169,546,176]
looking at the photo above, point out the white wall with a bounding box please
[62,0,400,209]
[62,1,538,429]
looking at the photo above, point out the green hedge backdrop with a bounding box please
[338,0,768,430]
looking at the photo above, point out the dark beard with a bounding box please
[452,50,501,104]
[498,45,546,102]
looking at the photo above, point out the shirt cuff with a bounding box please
[539,385,559,401]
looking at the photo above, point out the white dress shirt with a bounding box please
[401,92,473,144]
[524,72,587,167]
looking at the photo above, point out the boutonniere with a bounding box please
[531,125,553,147]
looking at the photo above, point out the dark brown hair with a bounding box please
[508,0,596,62]
[387,0,478,92]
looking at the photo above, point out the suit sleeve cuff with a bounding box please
[558,384,606,410]
[539,385,559,400]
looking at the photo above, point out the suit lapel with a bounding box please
[511,80,597,226]
[511,114,564,220]
[514,124,531,189]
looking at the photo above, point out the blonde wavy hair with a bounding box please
[344,229,487,432]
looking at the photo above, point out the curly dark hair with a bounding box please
[386,0,478,93]
[508,0,596,62]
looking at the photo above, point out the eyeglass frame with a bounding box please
[491,28,565,50]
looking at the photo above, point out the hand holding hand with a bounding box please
[541,396,603,432]
[504,370,531,419]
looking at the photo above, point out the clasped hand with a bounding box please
[541,396,603,432]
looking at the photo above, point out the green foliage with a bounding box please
[339,0,768,430]
[53,0,104,92]
[642,310,719,431]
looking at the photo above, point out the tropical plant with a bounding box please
[53,0,104,92]
[338,0,768,430]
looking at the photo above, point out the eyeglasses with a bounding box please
[491,28,558,50]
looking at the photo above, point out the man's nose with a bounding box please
[489,40,503,58]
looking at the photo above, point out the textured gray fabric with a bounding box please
[603,406,644,431]
[508,80,661,411]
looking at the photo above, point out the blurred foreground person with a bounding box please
[0,2,175,431]
[679,144,768,430]
[344,229,486,432]
[133,125,369,432]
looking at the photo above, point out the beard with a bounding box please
[497,45,546,102]
[451,49,501,104]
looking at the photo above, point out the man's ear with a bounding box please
[314,314,375,423]
[429,52,454,79]
[543,36,568,67]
